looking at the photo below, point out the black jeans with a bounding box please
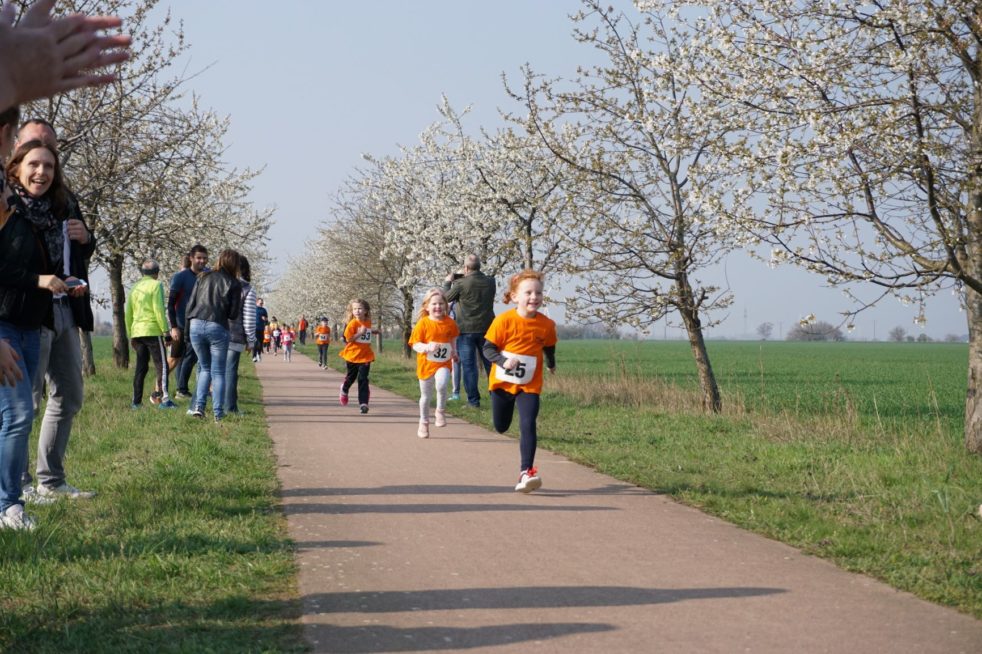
[132,335,169,404]
[491,389,540,471]
[342,361,371,405]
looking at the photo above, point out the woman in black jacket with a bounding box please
[184,249,242,421]
[0,107,67,531]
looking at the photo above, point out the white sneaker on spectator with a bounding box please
[37,482,96,500]
[22,486,56,505]
[0,504,37,530]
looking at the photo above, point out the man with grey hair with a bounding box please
[125,258,175,409]
[444,254,496,408]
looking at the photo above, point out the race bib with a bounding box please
[495,350,537,385]
[356,330,373,344]
[426,342,452,363]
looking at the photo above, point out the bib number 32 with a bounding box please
[426,342,451,363]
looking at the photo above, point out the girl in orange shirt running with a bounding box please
[339,298,376,414]
[314,318,331,368]
[482,270,557,493]
[409,288,460,438]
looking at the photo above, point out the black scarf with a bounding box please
[12,182,64,275]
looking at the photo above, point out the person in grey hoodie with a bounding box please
[444,254,496,408]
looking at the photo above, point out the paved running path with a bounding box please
[255,350,982,654]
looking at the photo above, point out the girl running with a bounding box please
[281,324,294,362]
[482,270,557,493]
[339,298,376,414]
[315,317,331,368]
[408,288,459,438]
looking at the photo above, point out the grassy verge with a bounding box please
[0,338,305,653]
[314,340,982,619]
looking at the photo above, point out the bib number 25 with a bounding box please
[495,351,537,385]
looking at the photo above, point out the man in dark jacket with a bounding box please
[444,254,496,408]
[17,119,97,502]
[168,244,208,398]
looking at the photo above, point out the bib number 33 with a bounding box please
[495,351,537,385]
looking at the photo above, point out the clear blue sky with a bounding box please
[163,1,967,340]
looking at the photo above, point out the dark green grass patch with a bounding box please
[0,337,304,653]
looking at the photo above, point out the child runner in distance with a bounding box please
[482,270,557,493]
[315,318,331,368]
[409,288,460,438]
[281,324,294,362]
[339,298,376,414]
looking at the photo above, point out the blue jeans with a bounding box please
[225,347,242,413]
[0,322,39,511]
[189,319,230,419]
[457,332,491,407]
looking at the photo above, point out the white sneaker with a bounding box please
[0,504,37,530]
[37,482,96,500]
[417,421,430,439]
[434,409,447,427]
[514,468,542,493]
[22,486,56,505]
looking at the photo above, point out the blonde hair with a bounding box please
[503,270,545,304]
[417,287,448,320]
[344,298,372,323]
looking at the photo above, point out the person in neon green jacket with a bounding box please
[125,260,175,408]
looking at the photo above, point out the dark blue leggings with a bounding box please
[491,389,540,471]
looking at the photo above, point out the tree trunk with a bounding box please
[965,284,982,454]
[401,288,414,359]
[109,254,129,368]
[78,328,96,376]
[676,274,722,413]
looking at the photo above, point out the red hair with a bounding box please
[502,270,545,304]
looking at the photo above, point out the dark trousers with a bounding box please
[176,344,198,394]
[318,344,329,367]
[253,332,264,358]
[299,330,307,345]
[342,361,371,406]
[133,336,169,404]
[491,389,540,471]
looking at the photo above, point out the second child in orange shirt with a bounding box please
[314,318,331,368]
[338,298,377,414]
[408,288,460,438]
[483,270,558,493]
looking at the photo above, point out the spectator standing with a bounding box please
[444,254,496,408]
[0,105,66,529]
[125,259,174,409]
[12,123,96,502]
[225,256,256,415]
[297,315,308,346]
[169,244,208,398]
[253,298,268,362]
[184,249,241,421]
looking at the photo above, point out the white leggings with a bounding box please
[419,367,450,422]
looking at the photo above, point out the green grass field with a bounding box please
[0,338,304,653]
[327,338,982,618]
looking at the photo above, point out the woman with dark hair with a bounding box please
[0,107,68,530]
[184,249,242,421]
[225,255,256,415]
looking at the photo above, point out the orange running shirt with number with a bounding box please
[339,318,375,364]
[409,316,460,380]
[484,308,557,395]
[315,324,331,344]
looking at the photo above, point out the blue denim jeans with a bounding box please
[189,319,230,419]
[457,332,491,407]
[0,322,39,511]
[224,347,242,413]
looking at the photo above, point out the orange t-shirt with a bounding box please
[408,315,460,380]
[263,328,271,343]
[484,308,557,395]
[315,324,331,344]
[339,319,375,364]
